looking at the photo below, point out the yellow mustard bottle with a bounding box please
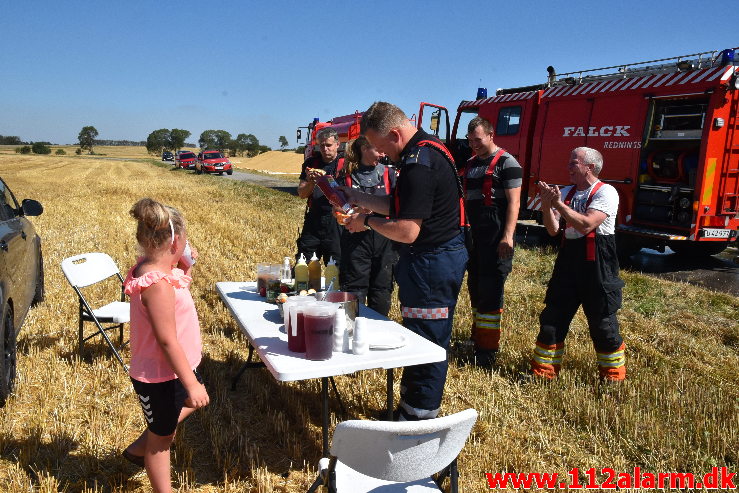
[308,252,322,291]
[324,256,340,291]
[295,253,309,292]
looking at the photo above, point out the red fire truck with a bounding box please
[297,103,451,161]
[449,48,739,258]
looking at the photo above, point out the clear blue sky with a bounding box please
[1,0,736,148]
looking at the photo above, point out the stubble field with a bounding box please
[0,153,736,492]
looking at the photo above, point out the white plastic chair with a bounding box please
[61,253,129,369]
[308,408,478,492]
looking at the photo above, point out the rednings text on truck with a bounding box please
[448,47,739,258]
[296,103,451,161]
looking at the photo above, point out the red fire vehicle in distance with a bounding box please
[448,47,739,258]
[196,150,233,176]
[297,103,450,161]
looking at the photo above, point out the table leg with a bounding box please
[231,344,265,390]
[322,376,329,457]
[386,368,394,421]
[328,377,346,418]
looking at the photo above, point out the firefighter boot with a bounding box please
[530,341,565,379]
[596,343,626,382]
[472,310,502,369]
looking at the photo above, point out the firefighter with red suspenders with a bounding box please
[533,147,626,382]
[461,116,522,368]
[343,102,467,420]
[337,135,398,316]
[296,127,344,264]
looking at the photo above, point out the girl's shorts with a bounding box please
[131,369,203,436]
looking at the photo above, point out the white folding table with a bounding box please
[216,281,447,456]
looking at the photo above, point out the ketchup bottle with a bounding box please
[315,175,354,214]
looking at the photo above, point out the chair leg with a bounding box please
[306,475,323,493]
[119,323,123,345]
[450,458,459,493]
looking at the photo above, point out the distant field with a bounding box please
[0,146,302,175]
[0,154,736,492]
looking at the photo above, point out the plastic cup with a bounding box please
[303,301,337,361]
[288,297,316,353]
[256,263,271,297]
[266,264,282,302]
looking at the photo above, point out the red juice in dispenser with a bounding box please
[303,301,337,361]
[288,298,315,352]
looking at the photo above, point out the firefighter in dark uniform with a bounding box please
[296,127,343,264]
[343,102,468,420]
[461,116,522,368]
[531,147,626,382]
[337,135,398,316]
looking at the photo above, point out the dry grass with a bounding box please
[0,154,736,492]
[230,152,303,175]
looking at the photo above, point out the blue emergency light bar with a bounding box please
[720,49,735,66]
[477,87,488,99]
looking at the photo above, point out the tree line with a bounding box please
[146,128,279,157]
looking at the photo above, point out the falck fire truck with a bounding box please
[449,48,739,258]
[296,103,451,161]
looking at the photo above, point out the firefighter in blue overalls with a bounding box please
[296,127,344,264]
[336,135,398,316]
[460,116,522,368]
[531,147,626,382]
[343,102,467,420]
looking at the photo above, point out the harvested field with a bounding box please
[0,154,736,492]
[230,151,303,175]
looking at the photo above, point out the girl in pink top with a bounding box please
[122,198,209,493]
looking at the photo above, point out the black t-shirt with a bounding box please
[300,155,342,216]
[393,129,460,247]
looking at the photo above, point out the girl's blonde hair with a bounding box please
[340,135,372,179]
[129,198,185,251]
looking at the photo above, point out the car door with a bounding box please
[0,180,33,320]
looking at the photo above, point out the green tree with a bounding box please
[198,130,218,150]
[213,130,232,152]
[55,148,66,155]
[169,129,191,152]
[31,142,51,154]
[244,134,260,157]
[146,129,170,155]
[279,135,288,150]
[78,125,98,154]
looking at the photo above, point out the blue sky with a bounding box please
[1,1,736,148]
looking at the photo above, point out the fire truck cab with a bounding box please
[297,103,451,161]
[450,48,739,258]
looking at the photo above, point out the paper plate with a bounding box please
[367,331,407,350]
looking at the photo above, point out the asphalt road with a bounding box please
[170,161,739,297]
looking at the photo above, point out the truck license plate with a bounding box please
[701,228,731,239]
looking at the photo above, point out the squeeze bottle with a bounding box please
[315,175,354,214]
[324,257,340,291]
[295,253,309,292]
[308,252,322,291]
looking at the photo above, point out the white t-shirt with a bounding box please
[560,182,619,238]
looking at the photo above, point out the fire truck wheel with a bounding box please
[669,240,730,257]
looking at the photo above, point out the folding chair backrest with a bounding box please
[330,408,478,483]
[61,252,122,288]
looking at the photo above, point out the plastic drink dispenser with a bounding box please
[294,254,309,292]
[324,257,339,291]
[303,301,337,360]
[308,253,322,291]
[288,297,315,353]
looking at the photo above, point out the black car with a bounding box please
[162,151,174,162]
[0,177,44,406]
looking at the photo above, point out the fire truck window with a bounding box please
[496,106,521,136]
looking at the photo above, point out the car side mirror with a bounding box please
[21,199,43,217]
